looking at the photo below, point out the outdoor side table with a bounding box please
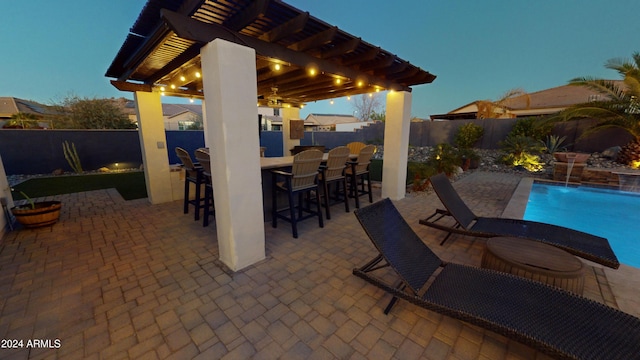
[481,237,585,295]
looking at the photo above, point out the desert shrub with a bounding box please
[499,134,545,172]
[454,122,484,149]
[508,117,553,141]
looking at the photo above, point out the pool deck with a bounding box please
[0,171,638,359]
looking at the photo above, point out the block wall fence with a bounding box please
[0,119,631,175]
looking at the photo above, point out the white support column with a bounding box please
[134,91,174,204]
[281,107,301,156]
[201,99,209,147]
[201,39,265,271]
[382,91,412,200]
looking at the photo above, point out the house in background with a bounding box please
[430,81,623,120]
[0,97,55,128]
[304,114,374,131]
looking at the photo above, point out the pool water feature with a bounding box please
[524,183,640,268]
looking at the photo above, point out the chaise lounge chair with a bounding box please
[419,173,619,269]
[353,199,640,360]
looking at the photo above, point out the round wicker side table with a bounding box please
[481,237,585,295]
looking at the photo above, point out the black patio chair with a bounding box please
[419,173,619,269]
[353,198,640,360]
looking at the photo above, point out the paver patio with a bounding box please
[0,171,637,359]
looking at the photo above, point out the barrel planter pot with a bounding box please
[11,201,62,228]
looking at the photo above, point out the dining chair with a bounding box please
[271,149,324,238]
[318,146,350,219]
[345,144,375,209]
[194,149,215,227]
[345,141,367,155]
[175,147,205,220]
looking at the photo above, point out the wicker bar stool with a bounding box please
[175,147,205,220]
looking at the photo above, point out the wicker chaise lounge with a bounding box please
[419,173,619,269]
[353,199,640,360]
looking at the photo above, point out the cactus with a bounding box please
[63,141,83,174]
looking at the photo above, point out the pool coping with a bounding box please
[501,177,533,219]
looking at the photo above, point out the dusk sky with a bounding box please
[1,0,638,119]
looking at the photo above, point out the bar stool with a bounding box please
[175,147,205,220]
[271,149,324,238]
[346,144,375,209]
[194,149,215,227]
[318,146,350,219]
[346,141,367,155]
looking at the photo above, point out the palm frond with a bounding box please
[568,78,627,100]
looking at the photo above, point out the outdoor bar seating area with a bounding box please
[175,142,375,237]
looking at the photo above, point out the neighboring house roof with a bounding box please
[0,97,53,118]
[431,81,625,120]
[162,103,203,118]
[304,114,361,126]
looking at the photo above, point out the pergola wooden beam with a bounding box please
[288,26,337,52]
[259,12,309,43]
[223,0,270,31]
[342,47,380,66]
[321,38,360,59]
[160,9,411,92]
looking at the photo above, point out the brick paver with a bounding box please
[0,172,635,359]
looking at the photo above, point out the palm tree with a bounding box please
[476,88,530,119]
[558,52,640,167]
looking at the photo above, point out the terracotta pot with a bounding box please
[553,152,590,163]
[11,201,62,228]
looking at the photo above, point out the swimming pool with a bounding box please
[523,183,640,268]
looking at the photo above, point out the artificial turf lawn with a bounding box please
[11,171,147,200]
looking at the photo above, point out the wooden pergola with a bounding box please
[106,0,436,271]
[106,0,434,106]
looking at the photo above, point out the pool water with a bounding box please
[524,183,640,269]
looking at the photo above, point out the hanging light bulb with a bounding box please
[274,63,281,71]
[180,75,186,82]
[195,71,201,78]
[189,98,194,103]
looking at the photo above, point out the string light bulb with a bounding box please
[274,64,281,71]
[335,78,341,85]
[195,72,201,78]
[180,75,186,82]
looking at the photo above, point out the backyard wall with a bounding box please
[0,118,632,175]
[0,154,11,236]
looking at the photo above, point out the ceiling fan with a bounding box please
[266,86,282,108]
